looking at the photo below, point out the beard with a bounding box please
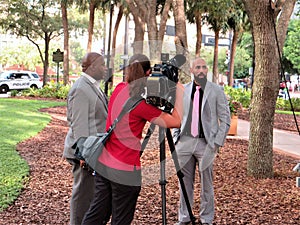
[194,73,207,90]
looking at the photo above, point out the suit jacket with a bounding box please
[63,74,108,159]
[173,81,231,149]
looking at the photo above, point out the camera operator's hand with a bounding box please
[151,83,184,128]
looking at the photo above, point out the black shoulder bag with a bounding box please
[73,97,143,172]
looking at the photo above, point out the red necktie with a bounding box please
[191,86,200,137]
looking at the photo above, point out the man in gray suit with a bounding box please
[63,52,108,225]
[173,58,231,225]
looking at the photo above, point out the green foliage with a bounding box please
[224,85,300,114]
[200,47,214,68]
[238,32,253,57]
[224,86,251,110]
[218,47,228,74]
[0,1,62,41]
[0,44,41,70]
[283,19,300,73]
[233,47,252,78]
[70,41,85,68]
[276,97,300,112]
[21,81,71,99]
[0,98,66,211]
[10,90,19,97]
[203,0,233,32]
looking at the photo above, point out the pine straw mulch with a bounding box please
[0,105,300,225]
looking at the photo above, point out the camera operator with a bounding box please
[173,58,231,225]
[81,53,183,225]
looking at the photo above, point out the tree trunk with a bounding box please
[61,1,69,85]
[195,13,202,57]
[212,29,219,83]
[173,0,188,53]
[125,0,171,60]
[243,0,277,178]
[229,29,238,87]
[243,0,296,179]
[43,34,50,86]
[132,16,145,54]
[125,0,145,54]
[147,0,160,60]
[275,0,296,78]
[87,1,96,52]
[275,0,296,49]
[173,0,189,82]
[111,5,123,81]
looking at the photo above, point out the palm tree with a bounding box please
[203,0,232,83]
[226,1,250,86]
[61,0,72,85]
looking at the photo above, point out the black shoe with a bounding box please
[174,222,191,225]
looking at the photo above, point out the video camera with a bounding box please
[145,53,186,113]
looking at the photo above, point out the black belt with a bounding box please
[182,131,205,138]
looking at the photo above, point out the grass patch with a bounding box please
[0,98,66,211]
[275,110,300,115]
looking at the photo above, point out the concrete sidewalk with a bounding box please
[230,119,300,159]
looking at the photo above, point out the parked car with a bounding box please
[0,70,43,93]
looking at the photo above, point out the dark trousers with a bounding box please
[68,159,95,225]
[82,173,141,225]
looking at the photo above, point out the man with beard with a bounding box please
[173,58,231,225]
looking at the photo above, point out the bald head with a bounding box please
[81,52,107,80]
[82,52,102,72]
[191,57,208,87]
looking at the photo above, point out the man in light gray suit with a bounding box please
[63,52,108,225]
[173,58,231,225]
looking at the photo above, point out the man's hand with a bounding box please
[80,160,86,168]
[215,144,221,153]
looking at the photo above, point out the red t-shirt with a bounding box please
[99,82,162,171]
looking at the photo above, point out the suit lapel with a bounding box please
[182,82,193,128]
[201,82,212,113]
[83,76,108,110]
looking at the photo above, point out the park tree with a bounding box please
[226,1,249,86]
[74,0,108,52]
[173,0,188,55]
[0,0,63,86]
[125,0,172,60]
[0,44,41,70]
[283,19,300,73]
[61,0,71,85]
[202,0,232,83]
[172,0,189,80]
[185,0,204,57]
[111,3,125,78]
[241,0,297,178]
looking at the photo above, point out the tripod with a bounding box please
[141,124,196,225]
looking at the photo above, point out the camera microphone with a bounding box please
[169,54,186,68]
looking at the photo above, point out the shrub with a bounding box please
[21,81,70,99]
[276,97,300,112]
[224,86,251,110]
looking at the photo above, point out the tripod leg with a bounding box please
[166,128,196,225]
[140,123,156,156]
[159,127,167,225]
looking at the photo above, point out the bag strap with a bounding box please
[106,97,143,134]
